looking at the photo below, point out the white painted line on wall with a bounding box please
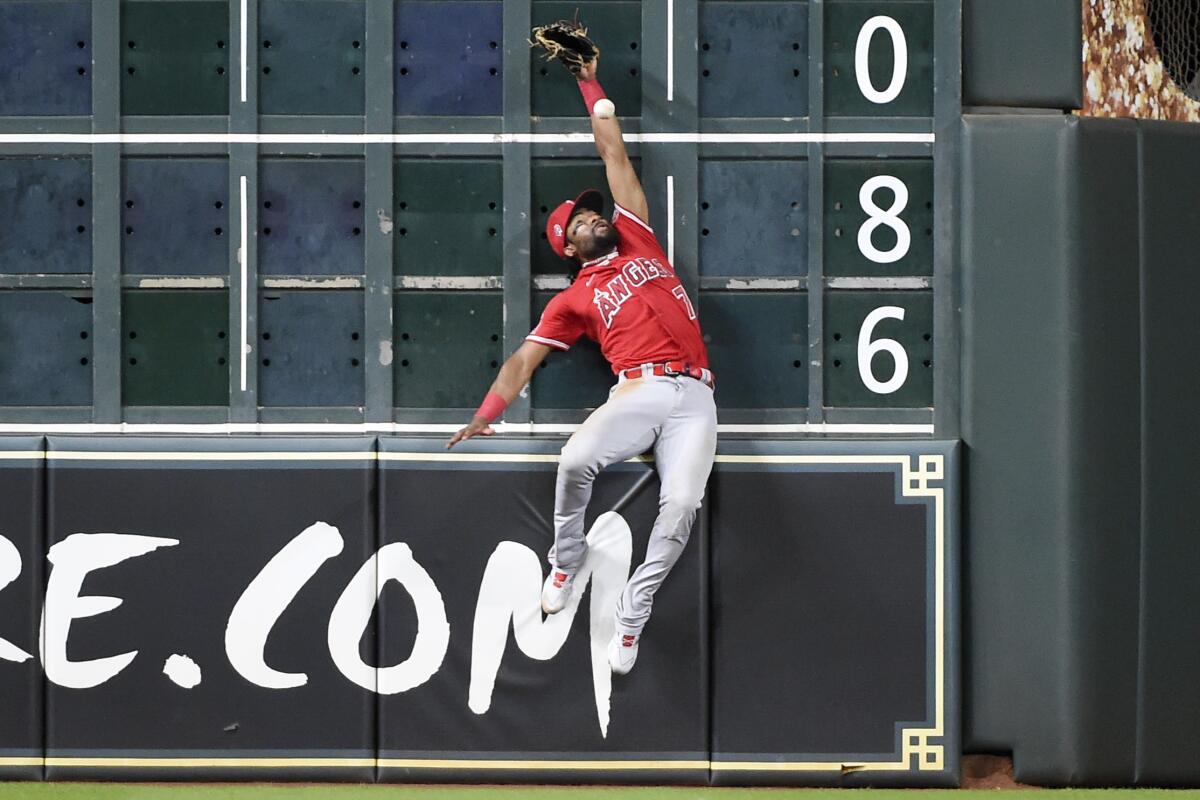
[667,0,675,103]
[721,278,803,290]
[638,133,934,144]
[0,422,935,436]
[532,275,571,291]
[137,277,227,289]
[49,451,377,462]
[239,175,248,392]
[0,133,936,145]
[240,0,248,103]
[395,276,503,290]
[716,424,934,435]
[666,175,675,265]
[263,276,364,289]
[826,276,932,289]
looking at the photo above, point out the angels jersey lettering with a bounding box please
[527,204,708,374]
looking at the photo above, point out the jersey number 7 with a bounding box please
[672,285,697,320]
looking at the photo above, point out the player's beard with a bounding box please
[575,225,620,261]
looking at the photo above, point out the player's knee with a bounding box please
[660,487,704,515]
[558,439,600,483]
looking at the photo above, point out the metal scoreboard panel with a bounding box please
[0,0,961,437]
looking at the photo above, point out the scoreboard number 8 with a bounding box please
[858,306,909,395]
[858,175,911,264]
[855,16,908,104]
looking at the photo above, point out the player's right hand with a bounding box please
[446,416,495,449]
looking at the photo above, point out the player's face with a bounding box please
[564,209,619,261]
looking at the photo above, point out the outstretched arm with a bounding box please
[446,341,552,448]
[577,60,649,223]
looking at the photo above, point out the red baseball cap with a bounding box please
[545,189,605,259]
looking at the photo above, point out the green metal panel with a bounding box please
[122,290,229,407]
[529,290,613,410]
[825,1,933,118]
[530,1,641,117]
[120,1,230,116]
[963,0,1081,109]
[393,291,502,408]
[393,159,503,276]
[824,159,933,277]
[824,290,932,408]
[530,159,610,275]
[700,291,808,409]
[259,0,365,116]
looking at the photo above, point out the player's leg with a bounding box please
[542,377,676,612]
[610,377,717,672]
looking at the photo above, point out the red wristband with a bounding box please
[475,391,508,424]
[577,78,607,115]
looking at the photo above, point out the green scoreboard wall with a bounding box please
[0,0,960,434]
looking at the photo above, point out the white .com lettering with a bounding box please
[0,514,632,737]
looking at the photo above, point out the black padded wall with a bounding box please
[0,439,45,780]
[0,435,959,786]
[43,437,377,782]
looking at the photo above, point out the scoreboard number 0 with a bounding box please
[855,16,908,104]
[858,306,909,395]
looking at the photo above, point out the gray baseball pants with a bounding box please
[548,370,718,636]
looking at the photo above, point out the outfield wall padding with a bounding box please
[43,436,378,783]
[1133,122,1200,786]
[0,436,958,787]
[375,437,708,785]
[962,115,1200,786]
[0,440,45,781]
[708,441,960,788]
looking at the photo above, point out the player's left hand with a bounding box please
[530,17,599,77]
[575,57,598,82]
[446,416,495,449]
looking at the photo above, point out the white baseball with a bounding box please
[592,98,616,119]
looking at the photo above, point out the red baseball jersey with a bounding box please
[527,203,709,374]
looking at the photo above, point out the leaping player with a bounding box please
[448,52,717,677]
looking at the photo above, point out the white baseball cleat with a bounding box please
[608,632,640,675]
[540,568,576,614]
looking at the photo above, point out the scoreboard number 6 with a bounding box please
[855,16,908,104]
[858,306,909,395]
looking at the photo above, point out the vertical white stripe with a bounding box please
[666,175,675,265]
[240,0,248,102]
[239,175,248,392]
[666,0,674,102]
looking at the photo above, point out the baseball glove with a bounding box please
[529,16,599,75]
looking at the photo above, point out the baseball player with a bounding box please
[448,52,717,676]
